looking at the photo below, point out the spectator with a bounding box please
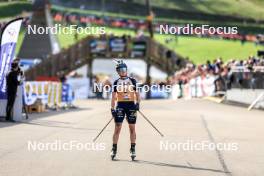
[6,60,24,122]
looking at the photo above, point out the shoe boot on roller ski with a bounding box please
[110,148,117,160]
[130,148,136,161]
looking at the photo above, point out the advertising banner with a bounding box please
[109,37,126,52]
[23,81,74,106]
[90,39,107,53]
[0,18,23,99]
[131,41,146,58]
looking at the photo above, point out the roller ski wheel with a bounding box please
[130,149,136,161]
[131,156,136,161]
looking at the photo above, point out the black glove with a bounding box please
[135,103,140,111]
[111,108,116,117]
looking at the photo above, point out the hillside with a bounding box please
[133,0,264,21]
[2,0,264,22]
[51,0,264,23]
[0,1,32,20]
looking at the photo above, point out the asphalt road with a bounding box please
[0,99,263,176]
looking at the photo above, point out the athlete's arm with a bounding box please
[135,91,140,104]
[111,80,118,109]
[130,77,141,104]
[111,92,117,109]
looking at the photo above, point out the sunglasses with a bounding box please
[118,67,127,72]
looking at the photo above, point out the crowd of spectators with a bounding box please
[52,11,264,44]
[1,12,263,45]
[172,55,264,95]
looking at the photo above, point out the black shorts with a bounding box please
[114,102,137,124]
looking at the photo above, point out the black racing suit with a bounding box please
[6,70,20,121]
[113,77,138,124]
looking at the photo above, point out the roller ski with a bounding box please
[130,147,136,161]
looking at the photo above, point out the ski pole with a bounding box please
[93,117,114,142]
[138,110,164,137]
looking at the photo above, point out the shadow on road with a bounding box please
[0,107,92,129]
[18,120,111,133]
[114,159,231,174]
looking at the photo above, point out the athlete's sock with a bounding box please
[113,144,117,151]
[130,143,136,150]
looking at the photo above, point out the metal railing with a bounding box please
[229,72,264,89]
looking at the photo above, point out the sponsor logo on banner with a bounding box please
[23,81,74,106]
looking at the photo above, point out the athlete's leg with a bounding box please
[6,94,16,121]
[125,104,137,159]
[128,124,136,144]
[111,123,122,159]
[113,123,122,144]
[112,107,125,149]
[126,106,137,143]
[128,124,136,159]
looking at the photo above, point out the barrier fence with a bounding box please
[23,81,74,107]
[229,72,264,89]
